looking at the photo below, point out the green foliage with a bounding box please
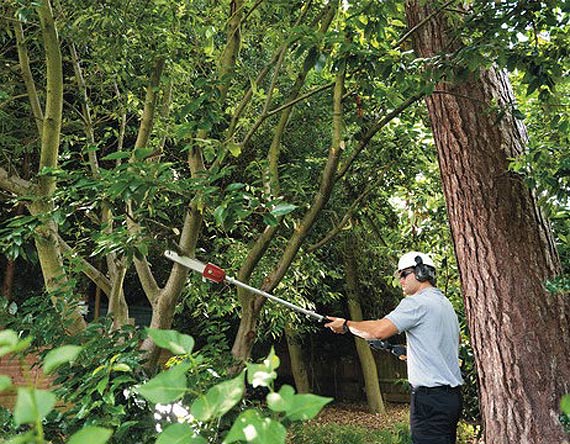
[0,330,113,443]
[13,388,56,426]
[189,372,245,422]
[561,394,570,433]
[0,327,332,443]
[49,322,151,442]
[138,362,192,405]
[0,330,31,358]
[137,336,332,444]
[67,426,113,444]
[0,294,66,350]
[0,215,41,261]
[459,344,481,423]
[43,345,83,375]
[1,1,568,441]
[156,423,207,444]
[146,328,195,356]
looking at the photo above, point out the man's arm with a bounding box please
[325,316,399,340]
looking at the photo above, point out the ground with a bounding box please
[306,402,480,443]
[308,401,409,430]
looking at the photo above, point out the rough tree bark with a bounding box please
[405,2,570,442]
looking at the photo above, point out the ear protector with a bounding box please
[414,255,434,282]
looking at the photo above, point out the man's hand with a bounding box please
[324,316,348,334]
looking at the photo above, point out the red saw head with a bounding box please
[203,263,226,283]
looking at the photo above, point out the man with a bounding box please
[325,251,463,444]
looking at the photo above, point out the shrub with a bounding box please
[0,327,333,444]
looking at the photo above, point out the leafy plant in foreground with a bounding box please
[0,327,333,443]
[0,329,111,444]
[140,328,333,444]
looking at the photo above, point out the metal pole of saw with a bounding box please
[224,275,328,323]
[163,251,327,323]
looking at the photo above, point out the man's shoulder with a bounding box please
[417,286,443,296]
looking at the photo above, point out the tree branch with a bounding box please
[0,167,31,196]
[57,235,112,296]
[14,20,44,136]
[265,82,335,118]
[128,58,165,300]
[336,92,424,181]
[307,161,394,253]
[261,50,345,295]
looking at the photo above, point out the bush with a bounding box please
[0,327,333,444]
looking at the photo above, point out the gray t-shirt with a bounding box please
[385,287,463,388]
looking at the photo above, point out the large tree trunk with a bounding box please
[405,2,570,442]
[343,233,385,414]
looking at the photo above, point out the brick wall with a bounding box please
[0,352,56,409]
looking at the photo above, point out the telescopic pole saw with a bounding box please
[164,251,406,359]
[164,251,327,322]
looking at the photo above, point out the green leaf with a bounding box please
[0,330,18,348]
[0,375,12,392]
[146,329,195,355]
[512,108,525,120]
[223,409,286,444]
[266,384,295,412]
[101,151,130,160]
[226,141,242,157]
[190,372,245,421]
[68,426,113,444]
[137,362,190,404]
[14,388,57,426]
[226,182,246,192]
[111,363,132,372]
[246,347,280,388]
[285,393,332,421]
[213,205,227,226]
[270,203,297,217]
[562,394,570,415]
[315,52,327,73]
[262,213,278,226]
[43,345,83,374]
[157,423,207,444]
[0,330,30,358]
[246,364,276,389]
[134,147,154,160]
[4,430,36,444]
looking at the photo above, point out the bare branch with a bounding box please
[0,167,31,196]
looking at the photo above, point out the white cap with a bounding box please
[397,252,435,271]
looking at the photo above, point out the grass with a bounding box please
[285,402,480,444]
[287,422,412,444]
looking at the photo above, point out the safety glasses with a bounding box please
[399,269,415,280]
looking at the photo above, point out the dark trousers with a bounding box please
[410,385,462,444]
